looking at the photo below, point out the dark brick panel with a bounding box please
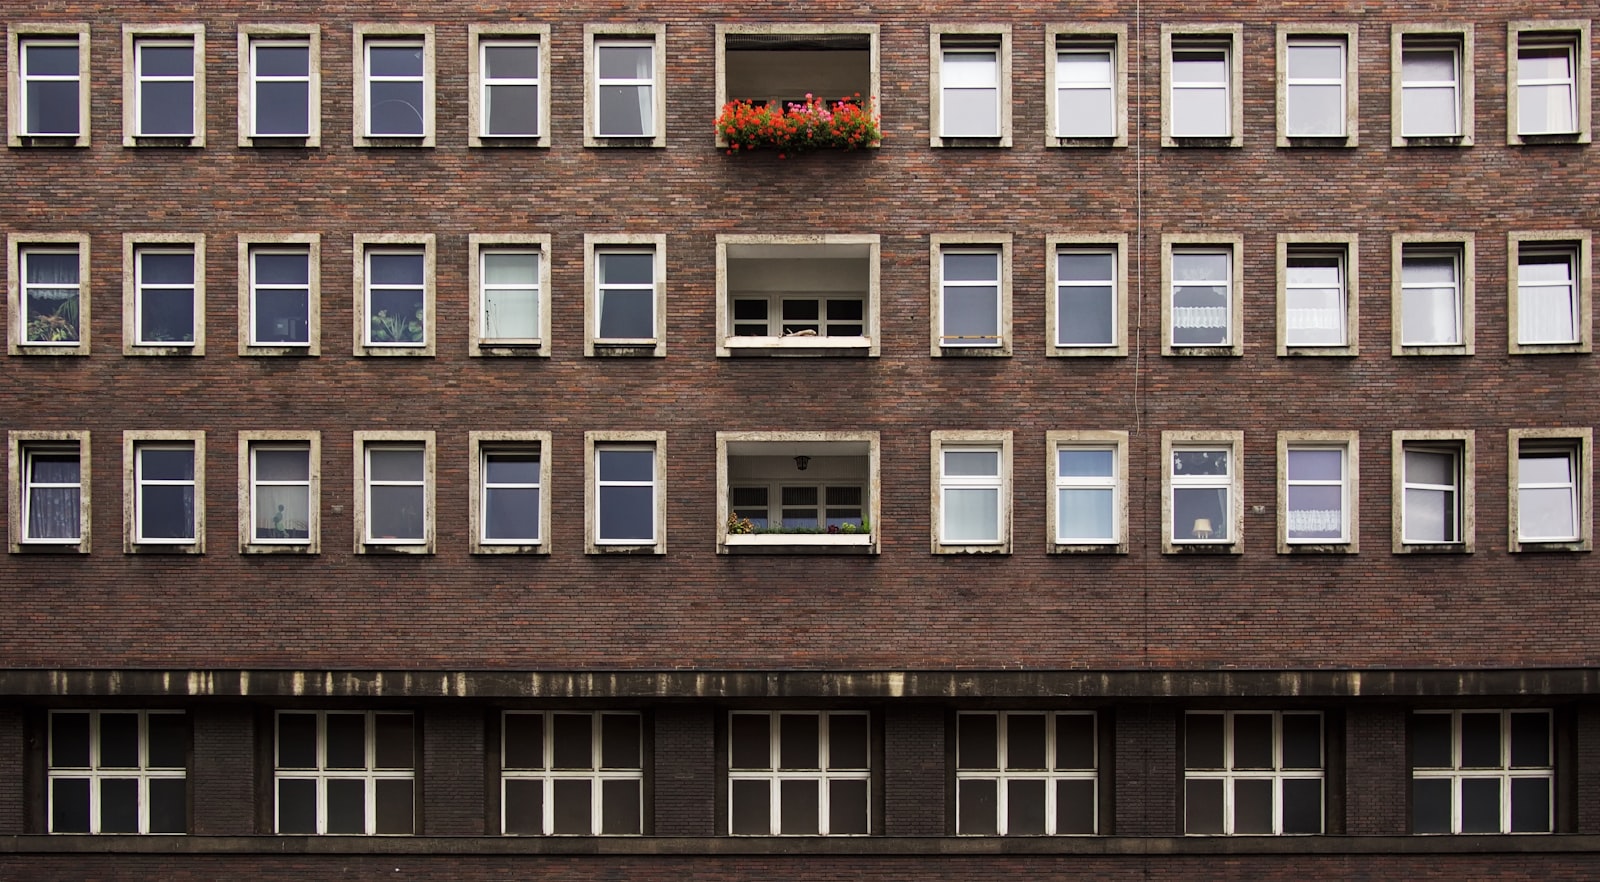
[1343,705,1407,836]
[0,710,20,835]
[653,706,715,836]
[1114,703,1177,836]
[882,704,944,835]
[420,706,485,835]
[191,705,255,835]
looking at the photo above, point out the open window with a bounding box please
[717,432,879,554]
[9,430,91,553]
[715,24,879,148]
[1392,430,1475,554]
[717,235,878,357]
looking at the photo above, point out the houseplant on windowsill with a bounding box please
[716,94,881,156]
[370,307,423,344]
[724,514,873,546]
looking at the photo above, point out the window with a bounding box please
[729,711,870,836]
[716,235,878,357]
[1162,431,1243,554]
[586,25,665,146]
[956,711,1097,835]
[1277,27,1358,145]
[1049,431,1129,554]
[9,236,91,355]
[1049,236,1127,356]
[931,26,1010,146]
[1508,22,1590,144]
[240,431,319,554]
[8,25,90,145]
[1163,237,1242,356]
[49,711,186,834]
[122,26,204,145]
[1278,432,1359,554]
[1393,430,1474,553]
[1509,428,1592,553]
[1184,711,1324,835]
[471,25,550,146]
[355,234,435,357]
[1047,25,1126,145]
[502,711,643,835]
[932,236,1011,356]
[586,234,665,357]
[239,234,320,356]
[9,431,90,553]
[1392,25,1475,146]
[355,432,434,554]
[124,234,205,355]
[275,711,414,835]
[1277,235,1358,355]
[470,431,552,555]
[1509,232,1591,354]
[716,24,879,149]
[1162,26,1242,146]
[239,25,320,146]
[354,25,435,146]
[1411,710,1553,835]
[932,431,1012,554]
[586,431,666,555]
[717,432,879,554]
[124,431,205,553]
[470,234,551,356]
[1393,235,1474,355]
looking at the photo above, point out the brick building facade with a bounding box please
[1,0,1598,877]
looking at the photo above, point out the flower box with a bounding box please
[722,533,874,555]
[716,95,881,155]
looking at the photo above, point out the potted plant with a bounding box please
[716,94,881,155]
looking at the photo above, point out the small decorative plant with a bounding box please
[26,298,79,343]
[727,513,756,535]
[716,94,881,156]
[371,306,424,344]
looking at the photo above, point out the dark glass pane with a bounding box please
[1056,779,1096,834]
[325,714,367,770]
[375,778,413,834]
[27,44,80,76]
[1412,713,1454,768]
[1185,714,1225,769]
[1233,778,1273,834]
[730,780,769,835]
[146,714,186,769]
[599,252,654,286]
[27,80,79,135]
[1058,284,1115,346]
[827,714,868,770]
[277,778,317,833]
[957,779,997,835]
[369,252,424,286]
[601,714,641,769]
[552,714,594,769]
[140,485,195,540]
[1461,778,1502,833]
[1056,714,1096,770]
[598,485,653,542]
[1232,714,1274,770]
[485,452,539,484]
[601,779,641,834]
[369,44,423,77]
[99,713,141,769]
[503,779,543,834]
[1460,713,1502,768]
[552,778,592,834]
[1412,778,1452,833]
[486,84,539,135]
[1006,714,1047,770]
[730,714,770,770]
[255,252,310,285]
[1281,714,1322,770]
[1282,778,1323,834]
[140,81,194,135]
[597,448,653,482]
[51,778,91,833]
[1510,777,1552,833]
[373,714,414,769]
[51,713,91,768]
[100,778,140,833]
[140,252,194,285]
[1185,779,1225,834]
[148,777,187,833]
[326,778,366,833]
[1510,713,1551,768]
[597,289,653,338]
[254,287,310,343]
[369,82,425,136]
[779,779,820,834]
[140,45,192,77]
[369,486,425,539]
[957,714,998,770]
[140,448,194,481]
[779,714,819,770]
[829,779,869,835]
[1007,779,1047,834]
[255,45,308,78]
[139,285,195,343]
[504,714,545,769]
[277,714,318,769]
[486,44,540,78]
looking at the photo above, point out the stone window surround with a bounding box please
[7,233,92,357]
[7,22,92,147]
[1276,233,1359,357]
[930,429,1013,555]
[1391,429,1475,554]
[238,233,322,357]
[470,234,553,357]
[122,232,207,357]
[1507,20,1590,146]
[123,429,206,555]
[122,23,206,147]
[470,430,553,556]
[1161,234,1244,357]
[1048,234,1129,358]
[1390,23,1476,148]
[238,430,321,555]
[1161,430,1245,555]
[587,23,666,148]
[1045,23,1128,148]
[715,430,881,556]
[1275,24,1360,148]
[1507,230,1591,355]
[930,234,1013,358]
[353,233,437,358]
[1160,23,1244,148]
[237,23,321,148]
[1391,232,1475,357]
[1276,430,1360,555]
[929,23,1012,148]
[352,23,436,148]
[714,233,880,359]
[713,23,879,152]
[1508,427,1593,554]
[8,429,92,554]
[585,233,667,358]
[469,23,552,149]
[353,430,436,555]
[1046,429,1129,555]
[585,430,667,556]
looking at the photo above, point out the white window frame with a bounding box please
[470,25,551,148]
[122,25,205,146]
[8,24,91,146]
[1411,709,1554,835]
[354,234,435,357]
[1508,428,1592,553]
[500,711,644,836]
[1049,235,1128,357]
[239,234,321,356]
[1393,430,1475,554]
[1162,431,1244,554]
[930,25,1011,147]
[470,234,551,357]
[470,431,553,556]
[1162,236,1243,356]
[1047,24,1127,146]
[585,431,666,555]
[1047,430,1128,554]
[1161,25,1243,146]
[727,710,872,836]
[1508,231,1591,355]
[239,430,320,555]
[8,234,91,357]
[238,24,320,147]
[1277,431,1359,554]
[353,431,434,554]
[1507,21,1590,145]
[353,25,435,147]
[955,710,1099,836]
[1276,26,1359,146]
[585,25,666,147]
[8,430,91,553]
[1277,234,1359,356]
[1393,234,1475,356]
[716,431,880,555]
[47,710,187,835]
[585,234,666,357]
[123,430,205,554]
[931,235,1012,356]
[1183,711,1325,836]
[715,234,879,358]
[1392,24,1475,147]
[274,710,415,836]
[123,233,205,356]
[931,431,1012,555]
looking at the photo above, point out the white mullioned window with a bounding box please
[18,35,84,137]
[133,36,198,137]
[1285,446,1348,543]
[364,443,427,545]
[480,39,541,137]
[135,443,198,543]
[364,249,427,348]
[1400,247,1462,346]
[1285,37,1346,137]
[1402,444,1462,544]
[20,440,84,544]
[940,45,1000,138]
[364,38,426,137]
[595,249,656,343]
[1056,43,1115,138]
[134,247,197,347]
[1283,248,1347,348]
[48,711,186,835]
[939,248,1003,348]
[481,446,542,545]
[594,40,655,138]
[1170,248,1232,347]
[728,711,870,836]
[1056,248,1117,348]
[956,711,1097,836]
[595,445,656,545]
[1401,40,1461,137]
[1412,710,1553,834]
[1516,246,1578,345]
[1056,446,1118,545]
[480,248,541,343]
[1169,41,1231,137]
[1184,711,1324,835]
[501,711,643,835]
[1170,446,1233,544]
[275,711,415,835]
[1515,36,1576,136]
[250,443,312,544]
[249,36,312,137]
[250,246,312,347]
[1516,446,1579,543]
[20,246,83,346]
[940,446,1004,546]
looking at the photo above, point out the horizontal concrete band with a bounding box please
[1,668,1597,699]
